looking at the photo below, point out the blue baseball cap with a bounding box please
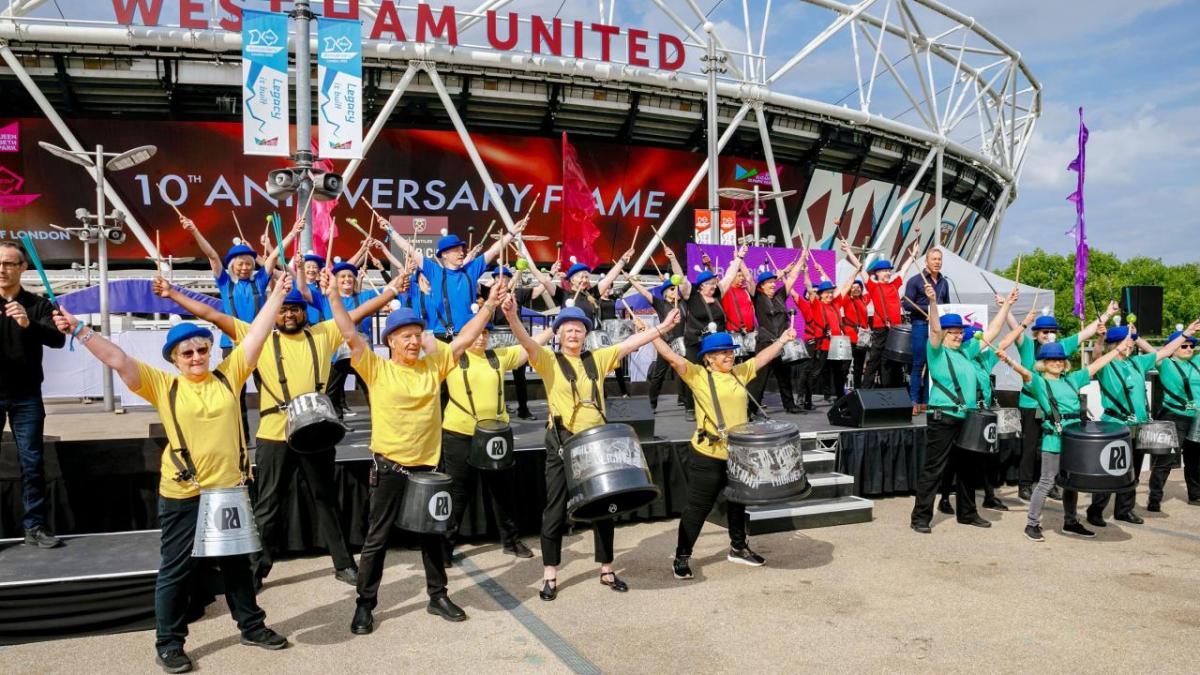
[1032,316,1059,332]
[756,271,777,286]
[162,322,213,361]
[1037,343,1068,360]
[816,280,836,293]
[222,243,257,268]
[1168,330,1198,346]
[566,263,591,280]
[698,332,737,356]
[436,234,467,256]
[552,306,593,332]
[331,262,358,276]
[867,260,893,274]
[302,252,326,267]
[381,307,426,341]
[695,270,717,286]
[940,313,965,330]
[1105,326,1132,343]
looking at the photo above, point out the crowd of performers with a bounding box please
[2,208,1200,673]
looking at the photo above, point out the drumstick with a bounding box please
[630,225,641,253]
[231,211,246,244]
[364,200,387,226]
[467,225,475,252]
[903,296,930,320]
[154,230,164,269]
[979,272,1000,298]
[522,193,542,222]
[1014,255,1023,286]
[344,216,370,239]
[324,216,336,269]
[468,220,497,258]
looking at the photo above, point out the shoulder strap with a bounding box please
[166,372,246,484]
[440,266,456,336]
[1096,365,1135,419]
[705,368,727,439]
[929,348,968,409]
[554,350,607,430]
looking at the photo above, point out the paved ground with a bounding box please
[3,476,1199,674]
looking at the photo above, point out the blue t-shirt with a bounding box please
[305,282,332,326]
[403,273,446,330]
[214,267,269,348]
[338,290,379,335]
[421,256,487,335]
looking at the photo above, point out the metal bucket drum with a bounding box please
[395,471,454,534]
[995,407,1022,440]
[469,419,515,471]
[669,336,686,356]
[1057,421,1136,493]
[883,324,914,363]
[563,423,661,522]
[857,329,873,348]
[781,339,808,363]
[584,330,612,351]
[740,331,757,354]
[192,486,262,557]
[730,332,746,356]
[1135,421,1180,456]
[602,319,635,344]
[723,420,811,505]
[487,327,517,349]
[955,409,999,454]
[827,335,853,361]
[286,392,348,453]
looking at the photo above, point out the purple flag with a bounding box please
[1066,107,1089,319]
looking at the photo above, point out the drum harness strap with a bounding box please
[258,329,323,417]
[167,370,249,486]
[1096,362,1138,424]
[447,350,503,423]
[440,266,457,338]
[1039,376,1084,435]
[728,288,750,335]
[224,274,263,318]
[928,348,971,414]
[553,350,606,441]
[1159,359,1199,415]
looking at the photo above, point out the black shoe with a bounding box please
[1189,498,1200,506]
[958,516,992,528]
[784,406,803,414]
[672,556,694,580]
[503,541,535,558]
[23,527,62,549]
[342,408,358,418]
[351,605,374,635]
[937,497,954,515]
[1146,502,1162,513]
[982,498,1009,512]
[1062,521,1096,538]
[684,409,696,422]
[517,410,536,420]
[910,522,932,534]
[240,627,288,650]
[1115,512,1144,525]
[1018,486,1032,501]
[600,571,629,591]
[156,648,193,673]
[803,401,815,411]
[1024,525,1045,542]
[1086,513,1107,528]
[334,566,358,585]
[1048,486,1063,501]
[727,545,766,567]
[427,595,467,622]
[539,578,558,601]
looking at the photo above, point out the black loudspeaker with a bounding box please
[605,397,656,441]
[827,388,912,428]
[1120,285,1163,336]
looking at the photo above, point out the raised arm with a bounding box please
[1153,319,1200,364]
[1076,299,1119,344]
[896,240,921,279]
[664,247,690,297]
[717,247,747,295]
[483,216,528,265]
[325,270,369,360]
[650,332,690,377]
[598,247,633,295]
[982,287,1018,345]
[524,258,559,298]
[619,308,681,362]
[500,291,543,360]
[51,306,140,390]
[752,325,798,371]
[511,327,555,367]
[262,218,304,274]
[347,274,404,324]
[181,216,223,277]
[994,346,1032,384]
[625,275,655,303]
[449,279,507,359]
[242,274,292,369]
[154,276,237,339]
[1085,336,1130,378]
[926,282,943,348]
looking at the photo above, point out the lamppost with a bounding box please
[39,141,156,412]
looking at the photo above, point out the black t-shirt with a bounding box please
[488,286,534,327]
[1,288,66,397]
[754,292,791,345]
[652,295,685,341]
[684,290,726,344]
[553,286,601,324]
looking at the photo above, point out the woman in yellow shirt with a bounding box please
[441,322,552,563]
[327,273,505,634]
[52,276,291,674]
[648,327,795,580]
[501,301,680,601]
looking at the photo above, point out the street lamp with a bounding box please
[39,141,157,412]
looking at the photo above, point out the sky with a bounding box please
[28,1,1200,268]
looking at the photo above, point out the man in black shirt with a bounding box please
[0,242,66,547]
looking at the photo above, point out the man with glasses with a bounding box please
[0,242,66,547]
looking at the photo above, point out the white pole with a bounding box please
[95,145,114,412]
[293,0,315,254]
[865,147,937,267]
[704,26,721,245]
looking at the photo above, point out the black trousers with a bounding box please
[1088,444,1145,519]
[155,495,265,651]
[440,430,520,548]
[799,346,828,403]
[541,428,615,567]
[911,413,980,525]
[1148,413,1200,503]
[676,449,746,557]
[356,460,448,608]
[940,451,996,501]
[748,350,795,411]
[861,327,903,388]
[646,355,675,410]
[513,365,531,415]
[326,357,368,412]
[1018,406,1044,488]
[827,357,848,400]
[849,346,867,390]
[251,439,354,576]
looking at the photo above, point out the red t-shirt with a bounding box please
[722,286,756,332]
[837,295,870,343]
[865,277,903,328]
[798,296,844,351]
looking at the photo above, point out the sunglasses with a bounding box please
[178,345,210,359]
[1181,344,1196,350]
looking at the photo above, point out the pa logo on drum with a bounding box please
[428,491,452,521]
[218,507,242,531]
[487,437,509,460]
[983,423,998,445]
[1100,441,1131,476]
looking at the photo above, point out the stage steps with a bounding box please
[708,444,874,535]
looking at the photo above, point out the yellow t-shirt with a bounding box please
[134,347,254,499]
[353,341,455,466]
[234,319,343,441]
[681,360,759,460]
[528,345,621,434]
[443,346,524,436]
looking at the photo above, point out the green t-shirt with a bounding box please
[1030,370,1091,453]
[1157,356,1200,418]
[1018,332,1081,409]
[1095,352,1158,424]
[971,348,999,407]
[926,339,982,419]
